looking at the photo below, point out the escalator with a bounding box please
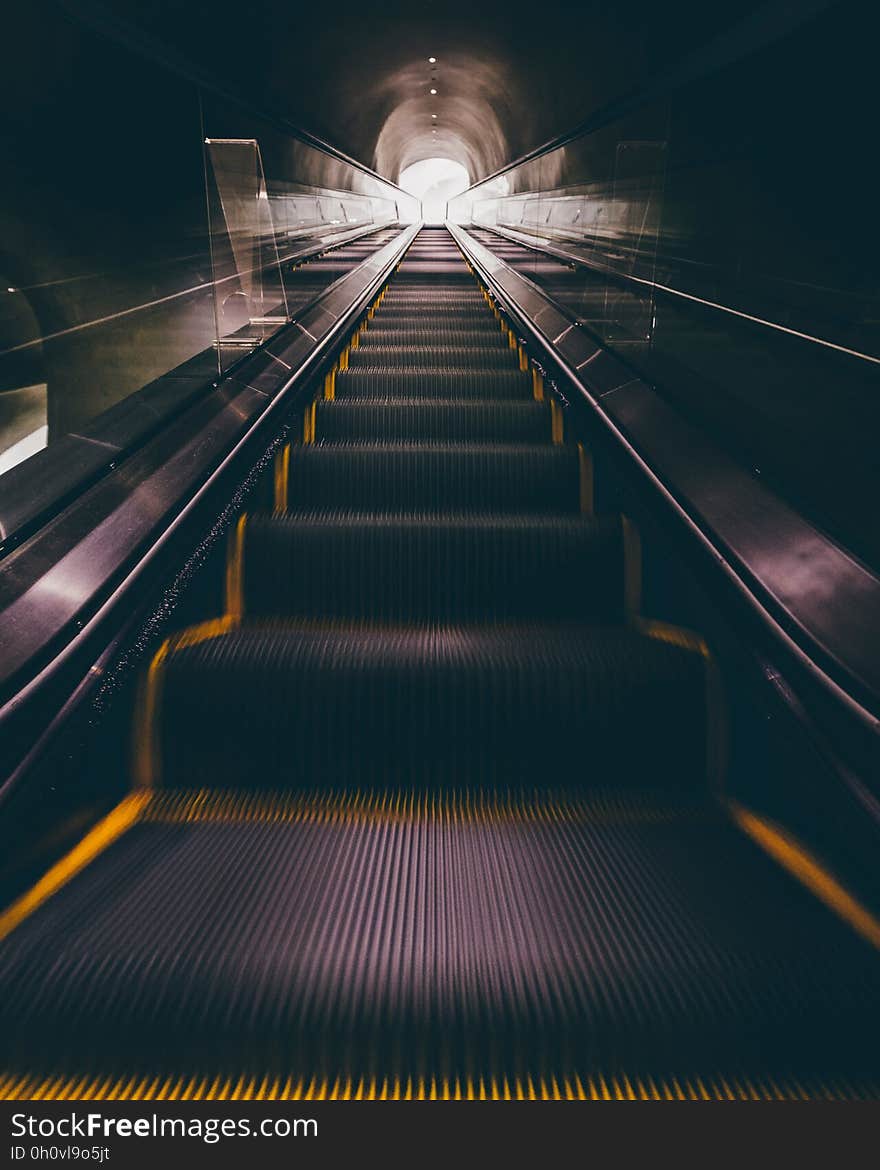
[1,226,879,1101]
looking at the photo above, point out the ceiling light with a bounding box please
[428,56,436,63]
[430,88,437,94]
[432,113,437,118]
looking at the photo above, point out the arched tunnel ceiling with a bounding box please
[109,0,762,183]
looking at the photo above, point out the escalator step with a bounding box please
[334,369,534,400]
[314,400,551,443]
[243,512,625,623]
[393,265,477,276]
[375,307,487,318]
[368,313,499,330]
[378,300,486,311]
[379,301,485,311]
[3,787,877,1088]
[286,444,580,512]
[156,623,710,790]
[381,291,484,302]
[347,346,519,369]
[357,330,508,348]
[374,305,491,317]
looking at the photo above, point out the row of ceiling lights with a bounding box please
[429,57,438,137]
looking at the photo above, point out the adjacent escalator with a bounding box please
[1,227,879,1101]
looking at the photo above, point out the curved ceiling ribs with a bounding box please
[372,55,513,182]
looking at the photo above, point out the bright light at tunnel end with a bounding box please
[399,158,470,225]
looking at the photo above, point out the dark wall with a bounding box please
[1,5,213,437]
[661,1,879,355]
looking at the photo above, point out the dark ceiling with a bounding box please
[108,0,760,182]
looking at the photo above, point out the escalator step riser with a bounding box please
[314,401,551,443]
[243,512,625,622]
[347,347,520,369]
[362,325,500,339]
[382,285,482,294]
[392,271,475,278]
[375,306,487,315]
[384,278,479,285]
[286,446,581,513]
[379,297,486,307]
[159,625,709,790]
[355,340,512,355]
[369,315,496,327]
[359,331,508,347]
[377,299,484,305]
[369,308,498,321]
[334,369,534,399]
[370,309,498,320]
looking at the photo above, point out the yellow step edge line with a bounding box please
[1,1070,868,1101]
[133,637,170,787]
[273,444,290,513]
[143,786,699,829]
[136,502,246,788]
[0,793,150,945]
[730,802,880,951]
[302,400,314,443]
[224,513,248,623]
[166,617,239,655]
[635,617,727,794]
[135,617,238,788]
[550,399,564,444]
[635,617,710,658]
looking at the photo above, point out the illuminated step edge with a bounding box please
[2,1071,874,1102]
[141,787,705,828]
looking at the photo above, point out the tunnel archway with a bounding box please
[399,157,470,224]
